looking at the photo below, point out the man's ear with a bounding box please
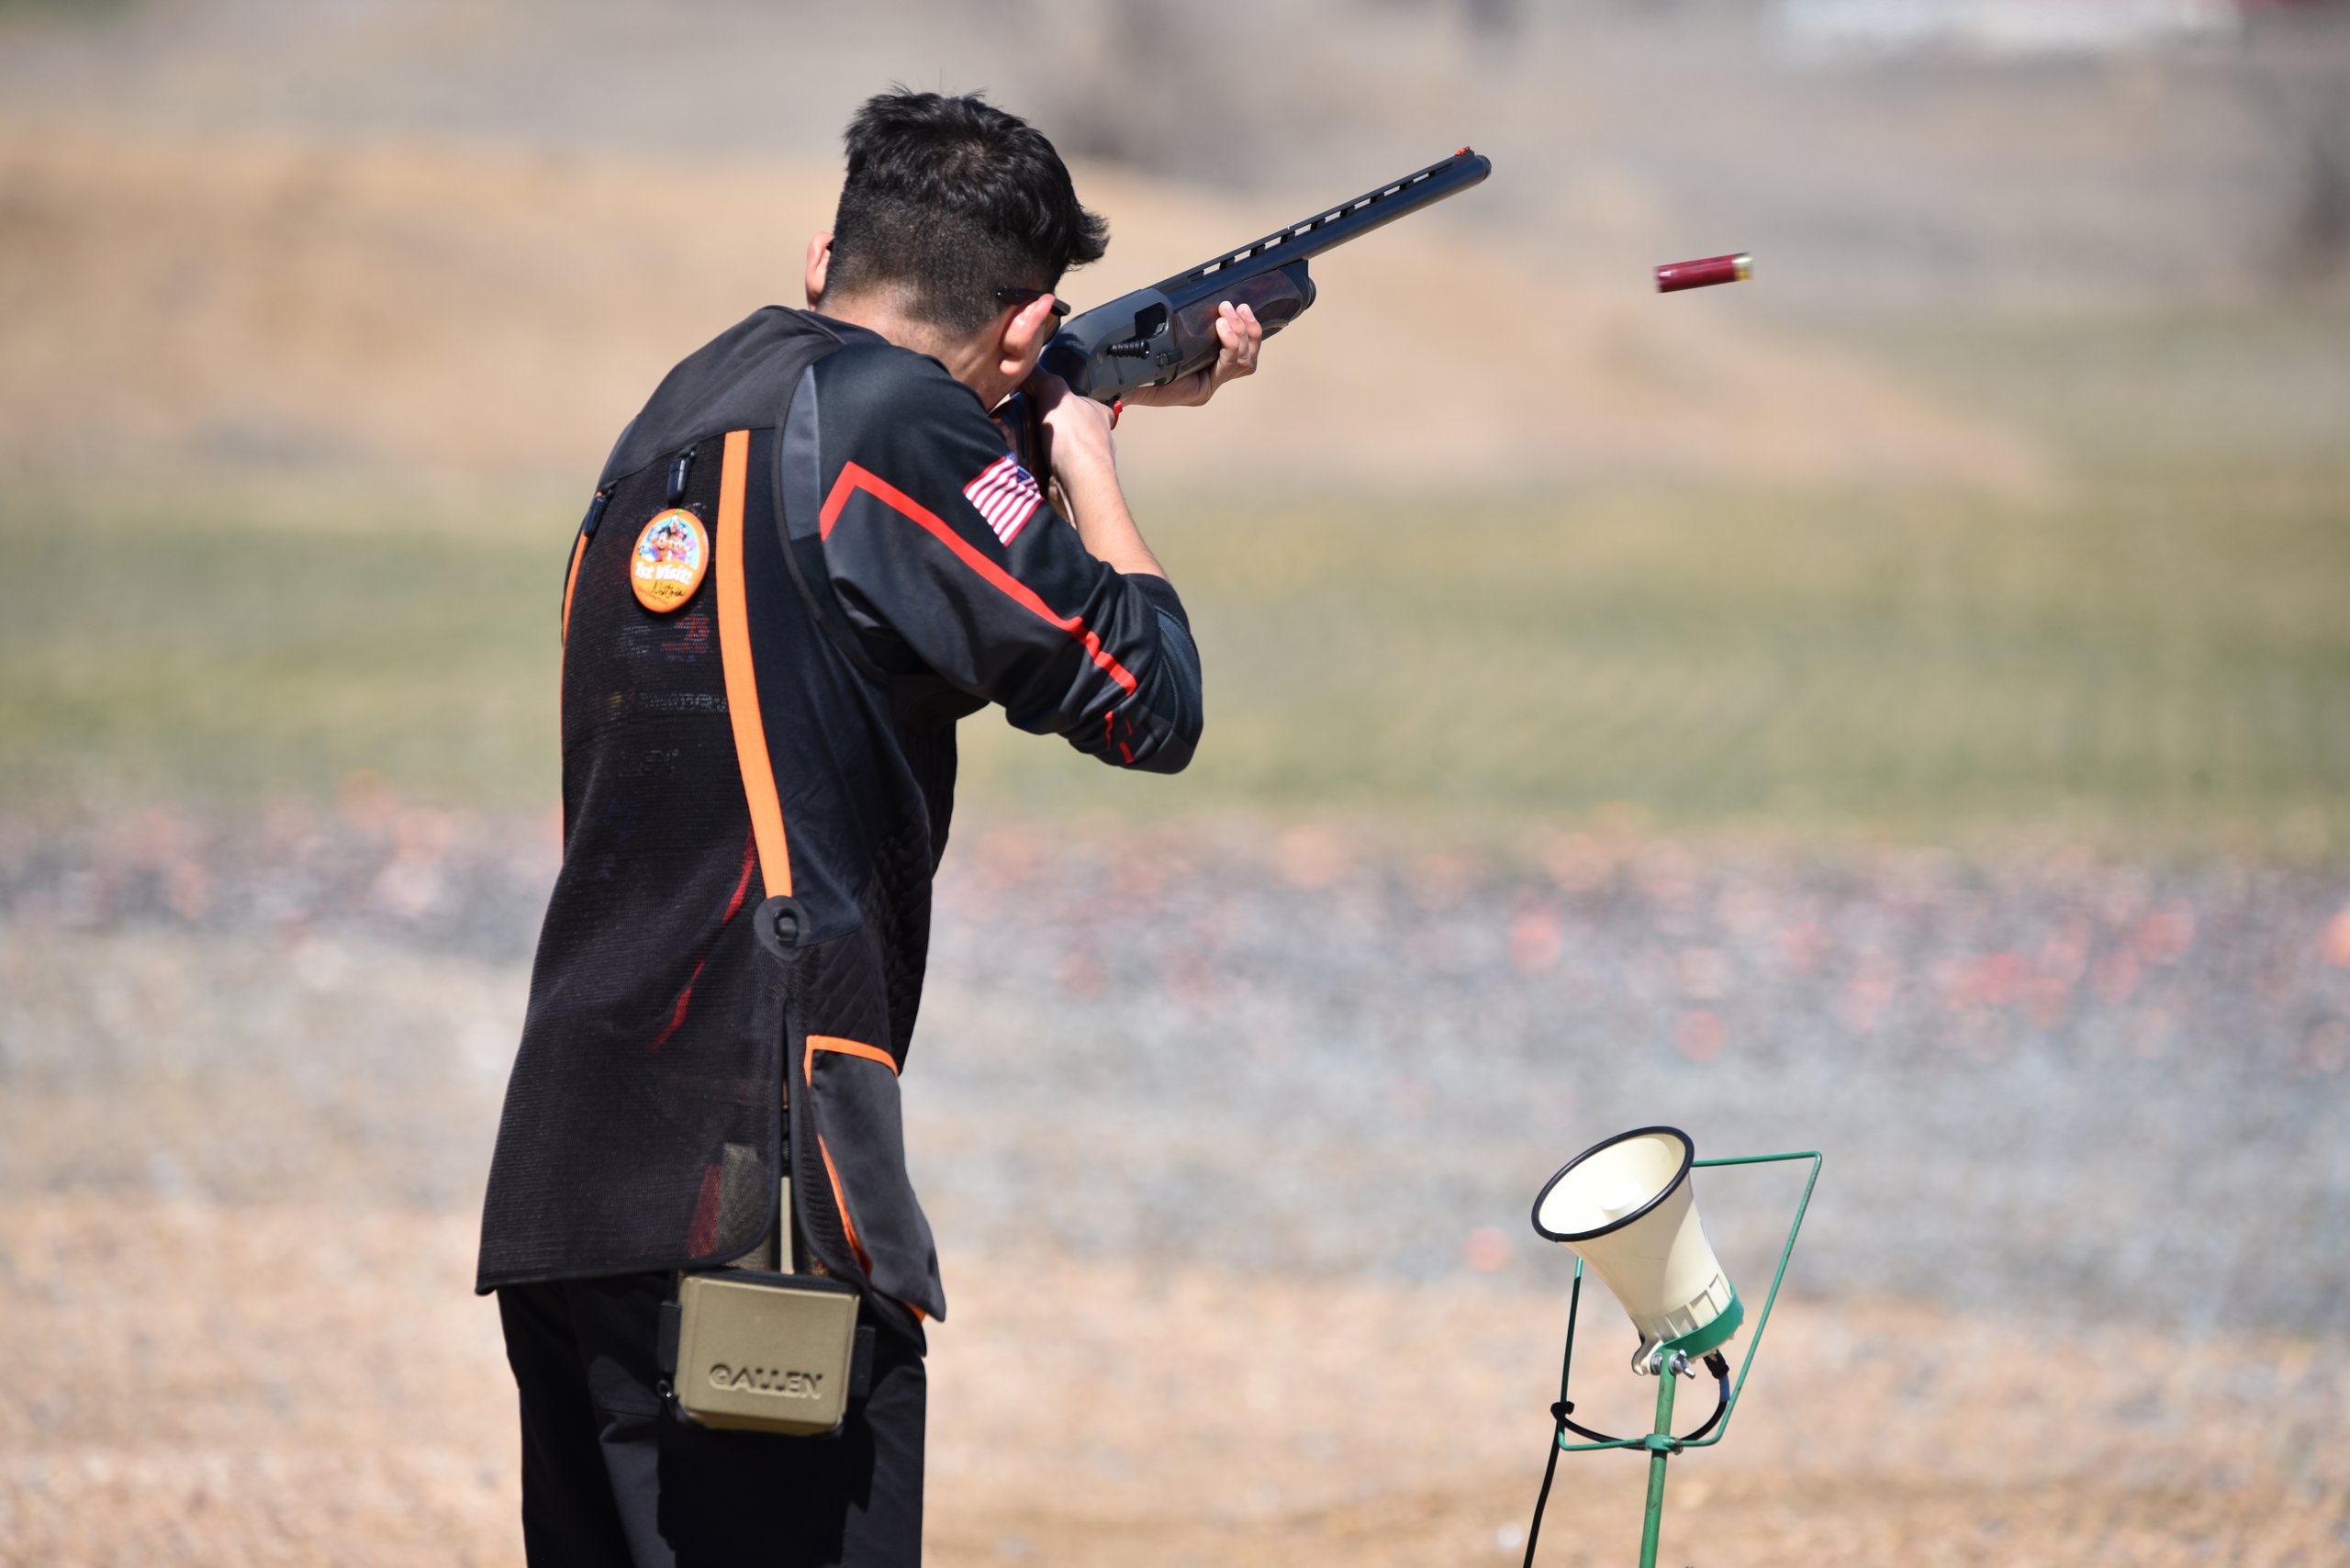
[804,232,834,308]
[994,291,1060,380]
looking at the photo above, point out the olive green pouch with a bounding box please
[657,1168,871,1437]
[667,1268,863,1435]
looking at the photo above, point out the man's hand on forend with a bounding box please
[1120,301,1263,409]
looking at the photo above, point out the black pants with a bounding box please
[497,1275,925,1567]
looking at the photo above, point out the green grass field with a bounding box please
[4,483,562,808]
[8,308,2347,854]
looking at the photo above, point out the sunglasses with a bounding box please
[993,286,1071,322]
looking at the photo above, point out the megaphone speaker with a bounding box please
[1531,1126,1743,1369]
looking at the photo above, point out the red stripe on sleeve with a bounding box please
[819,462,1140,695]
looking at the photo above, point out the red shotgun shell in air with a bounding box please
[1654,252,1753,292]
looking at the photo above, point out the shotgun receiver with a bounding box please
[999,148,1493,478]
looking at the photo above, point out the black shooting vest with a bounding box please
[477,308,963,1340]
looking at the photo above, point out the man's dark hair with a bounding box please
[824,89,1108,335]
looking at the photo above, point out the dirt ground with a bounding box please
[4,1197,2344,1567]
[3,822,2345,1565]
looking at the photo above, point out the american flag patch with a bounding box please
[962,454,1044,545]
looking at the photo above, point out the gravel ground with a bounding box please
[4,801,2347,1563]
[4,803,2344,1335]
[7,1200,2342,1567]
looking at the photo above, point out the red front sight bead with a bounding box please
[1655,252,1752,293]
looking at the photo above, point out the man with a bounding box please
[475,90,1260,1565]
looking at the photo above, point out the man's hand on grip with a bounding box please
[1025,368,1117,487]
[1019,367,1163,579]
[1122,301,1263,409]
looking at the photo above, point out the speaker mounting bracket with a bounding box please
[1519,1148,1825,1568]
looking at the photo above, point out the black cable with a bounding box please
[1519,1272,1582,1568]
[1521,1324,1735,1565]
[1556,1377,1731,1447]
[1675,1352,1735,1445]
[1519,1399,1571,1568]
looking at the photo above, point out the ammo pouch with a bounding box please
[656,1151,877,1437]
[658,1269,874,1436]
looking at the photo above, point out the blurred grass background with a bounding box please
[16,310,2346,852]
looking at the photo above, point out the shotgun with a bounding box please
[998,148,1494,481]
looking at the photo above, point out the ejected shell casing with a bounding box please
[1654,252,1752,293]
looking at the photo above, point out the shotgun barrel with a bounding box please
[1040,149,1494,403]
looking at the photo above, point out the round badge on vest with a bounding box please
[631,508,709,613]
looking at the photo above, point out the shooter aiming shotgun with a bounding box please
[998,148,1494,480]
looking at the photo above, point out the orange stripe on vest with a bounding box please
[714,429,792,898]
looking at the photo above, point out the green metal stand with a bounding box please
[1532,1149,1823,1568]
[1636,1361,1677,1568]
